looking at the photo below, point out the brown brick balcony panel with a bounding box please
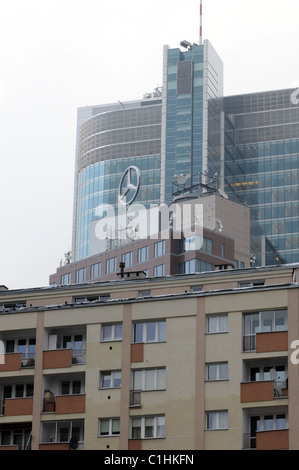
[55,394,86,415]
[4,397,33,416]
[43,349,72,369]
[240,381,274,403]
[0,446,19,451]
[256,331,288,353]
[131,343,144,363]
[128,439,142,451]
[0,353,21,372]
[39,443,70,451]
[256,429,289,450]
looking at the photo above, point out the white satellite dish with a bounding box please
[269,368,277,381]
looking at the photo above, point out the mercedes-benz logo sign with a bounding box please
[118,166,141,206]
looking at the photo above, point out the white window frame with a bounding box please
[101,323,123,342]
[205,411,228,430]
[138,246,149,263]
[132,368,166,391]
[106,257,117,274]
[206,315,228,334]
[122,252,133,267]
[153,264,165,276]
[154,240,165,258]
[100,370,122,389]
[130,415,165,439]
[132,321,166,344]
[90,262,101,279]
[98,418,120,437]
[206,362,228,381]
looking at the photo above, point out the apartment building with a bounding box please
[0,263,298,450]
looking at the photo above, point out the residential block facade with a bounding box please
[0,264,298,450]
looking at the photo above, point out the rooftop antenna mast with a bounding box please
[199,0,203,45]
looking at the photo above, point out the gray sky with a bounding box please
[0,0,299,290]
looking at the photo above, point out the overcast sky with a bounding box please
[0,0,299,290]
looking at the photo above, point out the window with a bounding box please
[243,310,287,351]
[61,380,81,395]
[6,338,36,365]
[133,321,166,343]
[61,273,71,285]
[90,262,101,279]
[239,280,265,288]
[100,371,122,389]
[74,294,110,303]
[178,259,213,274]
[102,323,122,342]
[41,420,84,444]
[201,237,213,254]
[206,411,228,430]
[131,415,165,439]
[106,257,117,274]
[62,334,84,354]
[138,290,151,297]
[191,285,203,293]
[132,368,166,391]
[138,246,149,263]
[122,252,133,267]
[178,235,202,253]
[154,241,165,257]
[99,418,120,437]
[75,268,86,284]
[206,315,228,334]
[206,362,228,381]
[153,264,165,276]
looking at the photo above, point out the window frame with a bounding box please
[137,246,149,263]
[100,370,122,389]
[101,323,123,342]
[206,315,228,334]
[132,367,166,391]
[205,410,228,430]
[132,320,166,344]
[99,418,120,437]
[153,264,165,277]
[154,240,165,258]
[106,257,117,274]
[243,309,288,351]
[206,362,228,381]
[130,415,165,440]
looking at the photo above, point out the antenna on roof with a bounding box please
[199,0,203,45]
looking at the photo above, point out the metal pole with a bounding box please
[200,0,203,45]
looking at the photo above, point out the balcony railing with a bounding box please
[130,390,142,407]
[43,349,86,369]
[43,394,86,414]
[241,380,288,403]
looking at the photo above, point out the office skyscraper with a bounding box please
[70,32,299,270]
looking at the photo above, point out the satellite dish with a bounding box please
[174,173,191,185]
[269,368,277,381]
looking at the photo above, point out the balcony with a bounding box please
[243,331,288,353]
[256,331,288,353]
[0,353,35,372]
[1,397,33,416]
[43,349,86,369]
[241,380,288,403]
[241,381,274,403]
[256,429,289,450]
[43,394,85,414]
